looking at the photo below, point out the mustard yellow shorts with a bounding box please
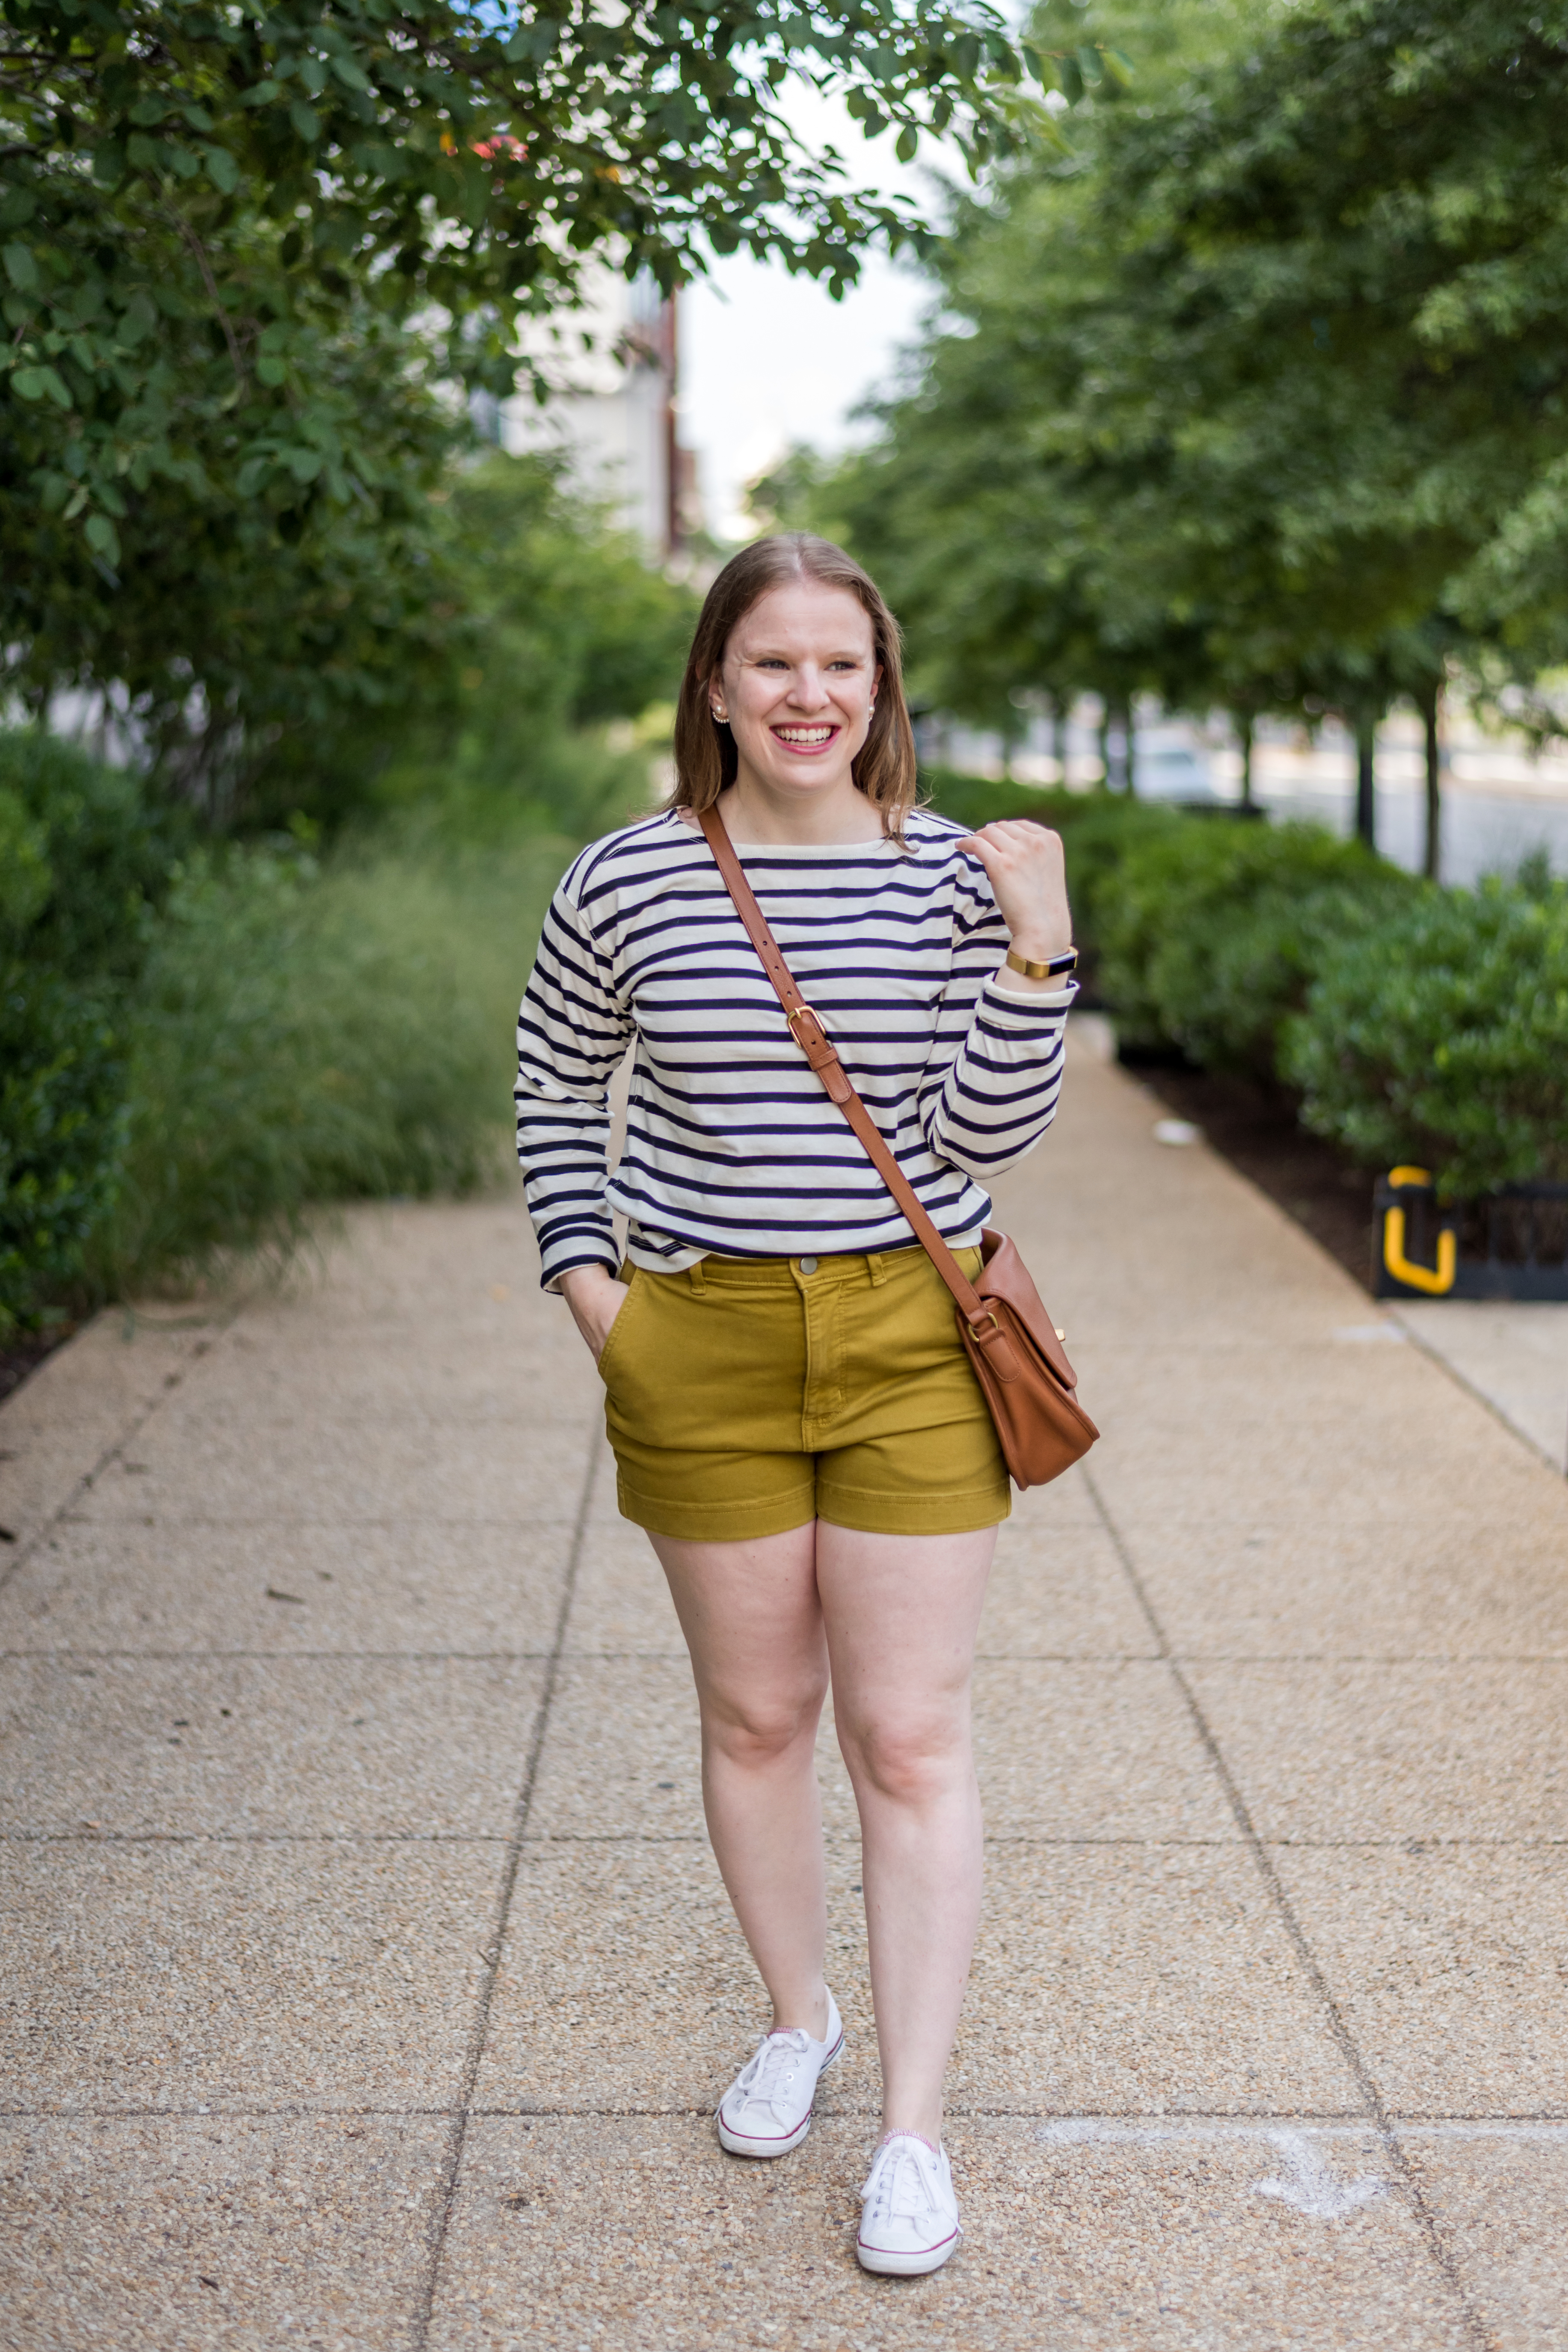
[597,1244,1010,1542]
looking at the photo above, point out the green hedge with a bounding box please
[1283,874,1568,1195]
[925,771,1567,1198]
[0,731,187,1332]
[1095,820,1420,1073]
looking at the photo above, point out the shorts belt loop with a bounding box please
[687,1261,707,1295]
[866,1251,889,1287]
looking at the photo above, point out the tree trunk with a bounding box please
[1097,708,1111,790]
[1103,697,1132,792]
[1120,698,1137,795]
[1239,713,1255,810]
[1354,709,1378,848]
[1050,697,1067,786]
[1421,682,1443,881]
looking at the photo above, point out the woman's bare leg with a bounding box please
[816,1524,998,2143]
[649,1524,833,2039]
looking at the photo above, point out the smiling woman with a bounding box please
[512,534,1076,2275]
[669,537,916,842]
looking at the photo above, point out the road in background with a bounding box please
[939,704,1568,885]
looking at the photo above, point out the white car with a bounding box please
[1133,742,1216,802]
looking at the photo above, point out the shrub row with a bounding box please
[923,772,1568,1197]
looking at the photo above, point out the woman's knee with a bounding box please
[839,1705,971,1804]
[700,1677,827,1768]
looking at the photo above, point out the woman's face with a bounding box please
[713,581,880,803]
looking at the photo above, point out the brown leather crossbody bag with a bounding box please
[699,806,1099,1490]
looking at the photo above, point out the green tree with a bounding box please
[0,0,1075,568]
[331,448,700,839]
[815,0,1568,858]
[0,0,1118,810]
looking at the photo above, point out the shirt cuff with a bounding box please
[983,973,1079,1012]
[540,1243,621,1293]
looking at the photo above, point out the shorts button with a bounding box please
[799,1256,818,1274]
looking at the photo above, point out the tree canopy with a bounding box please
[0,0,1086,568]
[0,0,1122,806]
[810,0,1568,778]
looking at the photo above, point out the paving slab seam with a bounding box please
[0,1320,230,1601]
[9,2101,1565,2127]
[2,1830,518,1845]
[406,1426,604,2352]
[1084,1463,1500,2352]
[1393,1308,1568,1481]
[0,1646,561,1661]
[514,1831,1251,1847]
[48,1513,588,1528]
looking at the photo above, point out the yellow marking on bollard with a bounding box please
[1382,1207,1456,1295]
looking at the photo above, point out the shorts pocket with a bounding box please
[595,1268,643,1384]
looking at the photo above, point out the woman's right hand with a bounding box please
[559,1263,630,1364]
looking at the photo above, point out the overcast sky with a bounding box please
[678,89,948,540]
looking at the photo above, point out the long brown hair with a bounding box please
[670,534,919,835]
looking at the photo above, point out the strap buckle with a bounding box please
[786,1001,825,1034]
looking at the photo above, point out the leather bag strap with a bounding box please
[698,804,992,1332]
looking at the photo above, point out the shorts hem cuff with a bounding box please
[815,1488,1011,1536]
[616,1476,817,1544]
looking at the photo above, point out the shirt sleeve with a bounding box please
[515,861,634,1290]
[917,848,1076,1181]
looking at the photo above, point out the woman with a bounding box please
[515,535,1075,2275]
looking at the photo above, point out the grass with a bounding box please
[87,824,576,1301]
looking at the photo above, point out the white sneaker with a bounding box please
[857,2132,961,2275]
[715,1992,844,2158]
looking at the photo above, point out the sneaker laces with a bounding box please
[728,2028,812,2122]
[861,2135,941,2230]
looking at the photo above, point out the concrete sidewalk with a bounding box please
[3,1031,1567,2351]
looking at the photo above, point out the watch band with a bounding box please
[1005,946,1078,981]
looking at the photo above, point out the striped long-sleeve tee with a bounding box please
[514,805,1076,1289]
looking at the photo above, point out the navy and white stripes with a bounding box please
[515,807,1075,1289]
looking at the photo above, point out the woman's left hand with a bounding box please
[959,821,1073,962]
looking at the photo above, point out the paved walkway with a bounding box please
[3,1030,1567,2351]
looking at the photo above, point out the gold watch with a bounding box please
[1005,946,1078,981]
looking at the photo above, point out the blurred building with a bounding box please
[498,268,702,562]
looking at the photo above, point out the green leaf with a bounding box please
[290,103,322,143]
[330,55,373,93]
[14,364,72,408]
[83,513,121,562]
[204,147,239,193]
[3,244,39,294]
[256,354,288,385]
[895,122,919,163]
[119,291,157,347]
